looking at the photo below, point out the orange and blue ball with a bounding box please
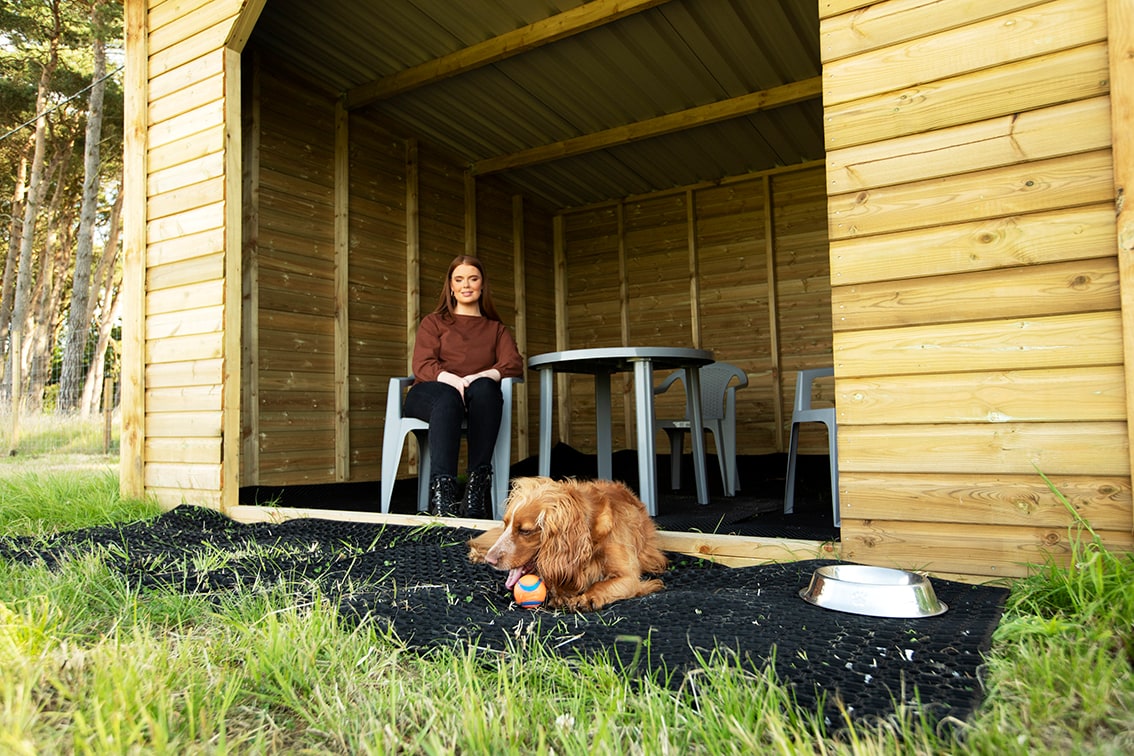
[513,573,546,608]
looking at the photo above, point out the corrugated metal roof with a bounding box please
[250,0,823,208]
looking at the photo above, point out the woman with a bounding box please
[404,255,524,517]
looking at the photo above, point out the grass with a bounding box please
[1,466,1132,753]
[0,411,120,459]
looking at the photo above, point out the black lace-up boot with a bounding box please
[428,474,460,517]
[460,465,493,519]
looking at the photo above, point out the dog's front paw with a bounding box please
[552,593,600,612]
[466,527,502,564]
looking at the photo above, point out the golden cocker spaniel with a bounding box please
[467,476,668,611]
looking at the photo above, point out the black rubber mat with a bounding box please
[0,506,1007,727]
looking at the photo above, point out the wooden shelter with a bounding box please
[122,0,1134,579]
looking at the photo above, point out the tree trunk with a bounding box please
[25,174,75,414]
[88,175,123,325]
[81,286,120,418]
[9,50,57,406]
[0,148,30,355]
[59,17,108,413]
[79,183,124,417]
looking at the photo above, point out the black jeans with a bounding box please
[403,378,503,478]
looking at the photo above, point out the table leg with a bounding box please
[686,366,709,505]
[631,359,658,516]
[538,367,553,477]
[595,372,613,480]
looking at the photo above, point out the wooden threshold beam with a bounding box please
[470,76,823,176]
[226,504,836,568]
[344,0,673,110]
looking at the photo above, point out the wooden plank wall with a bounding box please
[124,0,251,509]
[243,45,826,490]
[822,0,1133,576]
[556,166,833,458]
[251,63,337,484]
[245,51,556,487]
[346,118,409,479]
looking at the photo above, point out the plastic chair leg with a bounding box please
[827,422,840,527]
[491,440,510,519]
[380,434,407,514]
[784,423,801,515]
[416,435,431,514]
[664,429,685,490]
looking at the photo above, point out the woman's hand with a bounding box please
[437,371,469,400]
[465,368,502,383]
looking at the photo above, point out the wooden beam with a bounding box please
[471,76,822,176]
[1109,0,1134,530]
[344,0,673,109]
[333,98,350,481]
[225,0,268,52]
[121,0,147,500]
[227,504,839,569]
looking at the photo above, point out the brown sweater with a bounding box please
[412,312,524,383]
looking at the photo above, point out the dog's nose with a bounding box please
[485,549,498,566]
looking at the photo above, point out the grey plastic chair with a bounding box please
[783,367,839,527]
[654,362,749,496]
[380,376,521,518]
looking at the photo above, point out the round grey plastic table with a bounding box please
[527,347,714,515]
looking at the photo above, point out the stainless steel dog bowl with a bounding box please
[799,564,947,618]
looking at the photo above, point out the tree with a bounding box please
[0,0,124,418]
[7,0,63,411]
[58,0,113,412]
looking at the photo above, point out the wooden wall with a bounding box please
[822,0,1133,576]
[240,50,824,491]
[123,0,259,509]
[555,166,833,458]
[128,0,1134,583]
[241,52,557,487]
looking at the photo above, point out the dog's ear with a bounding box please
[535,490,592,594]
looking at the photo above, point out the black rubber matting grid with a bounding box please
[0,506,1008,727]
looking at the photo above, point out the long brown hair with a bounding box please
[433,255,503,321]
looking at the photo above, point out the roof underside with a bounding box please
[249,0,825,209]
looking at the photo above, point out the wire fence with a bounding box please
[1,328,121,461]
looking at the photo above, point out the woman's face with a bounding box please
[450,263,483,310]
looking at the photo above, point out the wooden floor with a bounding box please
[239,447,840,543]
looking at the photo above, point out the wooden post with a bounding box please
[686,189,702,348]
[617,202,633,445]
[241,49,262,485]
[1108,0,1134,529]
[405,139,421,471]
[764,174,785,451]
[465,171,477,256]
[512,194,529,460]
[7,329,20,455]
[222,47,244,512]
[103,376,113,454]
[120,0,147,497]
[553,214,569,445]
[333,98,350,481]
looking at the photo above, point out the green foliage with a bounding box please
[0,468,1132,753]
[961,470,1134,754]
